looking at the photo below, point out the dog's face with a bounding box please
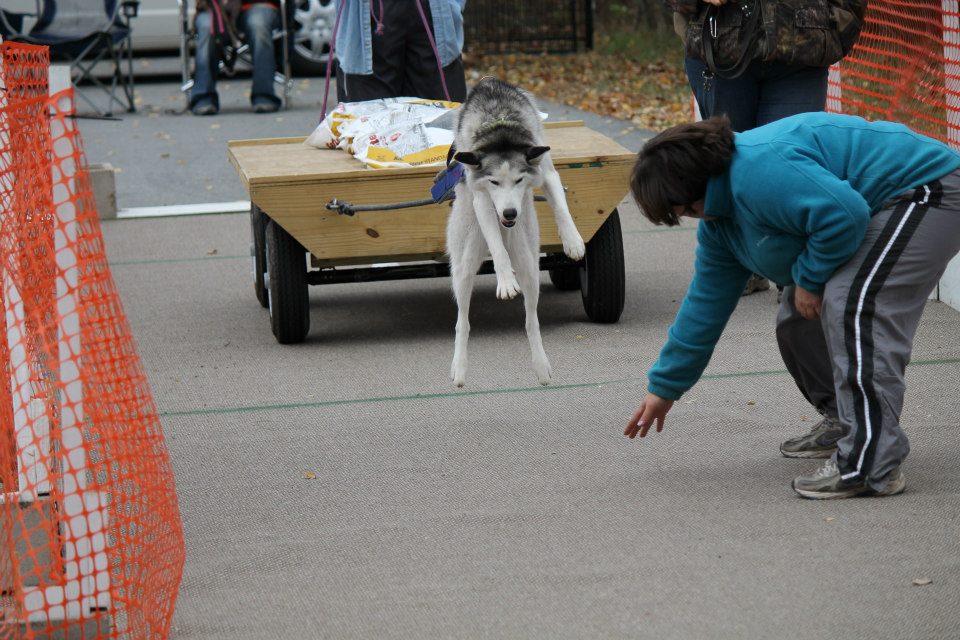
[455,146,549,228]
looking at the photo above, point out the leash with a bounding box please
[326,163,548,216]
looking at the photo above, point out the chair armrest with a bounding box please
[121,0,140,19]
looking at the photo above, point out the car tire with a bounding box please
[290,0,335,77]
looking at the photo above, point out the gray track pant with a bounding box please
[777,171,960,491]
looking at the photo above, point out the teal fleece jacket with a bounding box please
[647,112,960,401]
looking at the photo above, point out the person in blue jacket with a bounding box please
[625,112,960,499]
[333,0,466,103]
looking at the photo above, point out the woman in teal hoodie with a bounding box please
[625,112,960,499]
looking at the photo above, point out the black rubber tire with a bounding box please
[580,209,625,323]
[251,204,269,308]
[265,219,310,343]
[548,259,581,291]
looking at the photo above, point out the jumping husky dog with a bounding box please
[446,78,585,387]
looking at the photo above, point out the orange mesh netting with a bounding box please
[0,43,184,638]
[828,0,960,143]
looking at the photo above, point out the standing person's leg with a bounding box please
[776,286,844,458]
[794,176,960,498]
[240,4,281,112]
[190,11,220,115]
[335,0,406,101]
[755,63,829,299]
[401,0,466,101]
[686,58,770,294]
[684,58,760,130]
[753,63,828,126]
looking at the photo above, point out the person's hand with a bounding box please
[624,393,675,439]
[702,0,733,5]
[794,286,823,320]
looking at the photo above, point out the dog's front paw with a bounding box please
[496,273,521,300]
[533,355,552,385]
[562,232,586,262]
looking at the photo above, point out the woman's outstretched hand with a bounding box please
[624,393,675,439]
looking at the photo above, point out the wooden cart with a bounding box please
[228,121,635,343]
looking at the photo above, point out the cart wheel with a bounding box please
[548,257,581,291]
[580,209,625,323]
[265,219,310,343]
[250,204,269,308]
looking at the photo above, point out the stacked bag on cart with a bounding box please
[305,97,462,169]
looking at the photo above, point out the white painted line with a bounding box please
[117,201,251,219]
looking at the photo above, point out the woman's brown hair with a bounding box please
[630,116,735,226]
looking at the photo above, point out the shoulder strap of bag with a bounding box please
[703,0,763,80]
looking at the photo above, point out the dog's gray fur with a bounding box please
[446,78,585,387]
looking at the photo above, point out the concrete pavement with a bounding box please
[80,74,960,639]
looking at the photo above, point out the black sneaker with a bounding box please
[191,102,218,116]
[252,99,280,114]
[792,460,906,499]
[780,415,846,459]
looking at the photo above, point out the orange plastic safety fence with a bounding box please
[0,43,184,639]
[829,0,960,144]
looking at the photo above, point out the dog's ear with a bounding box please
[526,146,550,164]
[454,151,481,167]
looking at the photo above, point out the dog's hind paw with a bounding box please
[451,362,467,387]
[496,275,521,300]
[533,358,552,385]
[562,233,586,262]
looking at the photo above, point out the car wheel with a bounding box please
[291,0,335,76]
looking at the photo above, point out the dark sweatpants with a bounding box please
[777,169,960,491]
[335,1,466,103]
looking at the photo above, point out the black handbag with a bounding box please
[691,0,765,79]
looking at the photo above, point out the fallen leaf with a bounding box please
[160,153,170,159]
[912,578,932,586]
[206,249,218,255]
[304,471,317,480]
[575,334,585,340]
[824,517,835,522]
[747,401,756,405]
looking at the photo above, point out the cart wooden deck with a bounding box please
[227,121,636,343]
[228,121,635,267]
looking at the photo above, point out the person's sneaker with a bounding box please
[792,460,906,499]
[191,102,218,116]
[252,99,280,114]
[741,274,770,296]
[780,415,846,458]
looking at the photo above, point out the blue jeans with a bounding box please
[191,3,281,110]
[684,58,829,131]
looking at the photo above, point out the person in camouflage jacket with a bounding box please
[663,0,866,300]
[668,0,866,70]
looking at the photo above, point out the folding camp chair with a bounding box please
[177,0,293,110]
[0,0,139,117]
